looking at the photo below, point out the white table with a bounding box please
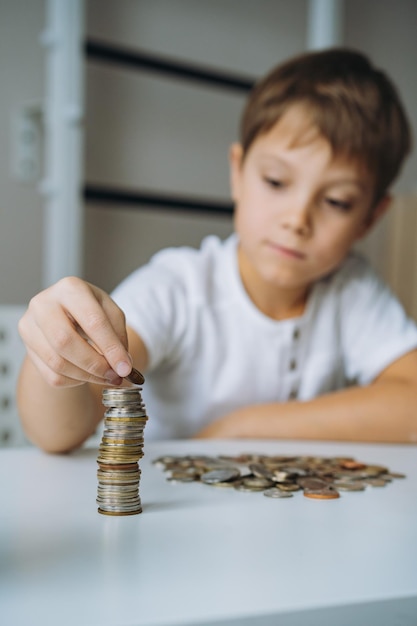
[1,439,416,626]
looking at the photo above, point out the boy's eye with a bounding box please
[264,177,283,189]
[325,197,352,211]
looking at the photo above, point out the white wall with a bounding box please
[84,0,308,292]
[0,0,416,302]
[0,0,45,304]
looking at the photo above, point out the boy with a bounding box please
[17,48,417,452]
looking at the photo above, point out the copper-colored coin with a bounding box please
[125,367,145,385]
[340,460,366,470]
[304,487,340,500]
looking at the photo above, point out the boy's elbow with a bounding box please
[21,420,87,455]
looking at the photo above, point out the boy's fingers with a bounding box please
[55,281,132,377]
[47,313,126,381]
[21,301,122,384]
[26,346,113,388]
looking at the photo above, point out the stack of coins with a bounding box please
[97,385,147,515]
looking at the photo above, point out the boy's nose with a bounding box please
[281,202,312,237]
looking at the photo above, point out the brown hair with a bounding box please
[240,48,412,202]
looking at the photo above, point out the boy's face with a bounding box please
[230,108,389,305]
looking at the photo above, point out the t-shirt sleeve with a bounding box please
[339,255,417,385]
[110,251,189,371]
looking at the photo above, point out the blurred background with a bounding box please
[1,0,417,445]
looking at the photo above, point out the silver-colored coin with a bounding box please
[272,470,297,483]
[264,488,294,498]
[332,480,366,491]
[248,463,275,481]
[242,476,275,489]
[201,468,241,484]
[98,502,142,513]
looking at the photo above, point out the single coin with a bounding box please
[362,465,388,476]
[235,483,265,492]
[125,367,145,385]
[211,480,241,488]
[201,468,240,484]
[97,462,138,471]
[362,478,388,487]
[242,476,275,489]
[297,477,330,490]
[332,481,366,491]
[98,508,142,516]
[249,463,275,480]
[340,460,367,470]
[304,487,340,500]
[272,470,296,483]
[264,488,293,498]
[382,472,406,479]
[101,438,143,445]
[276,483,301,492]
[169,471,198,482]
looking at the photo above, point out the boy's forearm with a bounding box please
[198,380,417,444]
[17,356,103,453]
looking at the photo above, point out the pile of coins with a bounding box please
[97,381,147,515]
[153,453,405,500]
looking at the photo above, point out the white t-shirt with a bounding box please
[112,235,417,440]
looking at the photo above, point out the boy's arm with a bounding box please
[17,277,149,453]
[194,349,417,444]
[17,358,104,452]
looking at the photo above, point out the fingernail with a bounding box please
[115,361,131,377]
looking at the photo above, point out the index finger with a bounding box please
[61,283,132,377]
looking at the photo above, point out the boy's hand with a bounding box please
[18,277,132,388]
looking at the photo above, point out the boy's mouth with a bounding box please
[267,241,306,259]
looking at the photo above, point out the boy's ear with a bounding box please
[229,143,244,203]
[357,194,392,239]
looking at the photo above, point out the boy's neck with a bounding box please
[237,248,309,321]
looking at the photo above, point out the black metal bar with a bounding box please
[84,185,234,216]
[85,39,256,93]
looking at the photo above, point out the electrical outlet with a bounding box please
[12,104,43,183]
[0,306,29,447]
